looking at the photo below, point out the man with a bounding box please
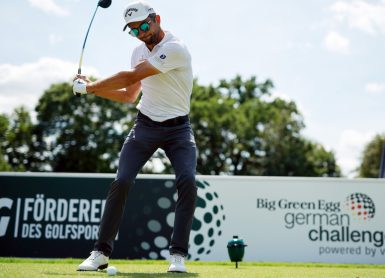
[73,1,197,273]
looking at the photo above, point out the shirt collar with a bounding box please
[154,30,172,49]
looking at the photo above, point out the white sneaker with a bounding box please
[77,251,109,271]
[167,254,187,273]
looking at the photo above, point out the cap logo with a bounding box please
[160,54,166,59]
[125,8,138,17]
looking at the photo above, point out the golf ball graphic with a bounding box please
[345,193,375,220]
[124,179,225,260]
[187,180,225,261]
[126,180,174,259]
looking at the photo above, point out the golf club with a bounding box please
[75,0,112,96]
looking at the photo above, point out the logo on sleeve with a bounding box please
[154,54,167,65]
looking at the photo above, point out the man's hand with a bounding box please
[73,78,88,95]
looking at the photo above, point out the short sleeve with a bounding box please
[147,43,189,73]
[131,46,141,68]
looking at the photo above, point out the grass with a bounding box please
[0,258,385,278]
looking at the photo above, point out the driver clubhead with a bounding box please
[98,0,111,8]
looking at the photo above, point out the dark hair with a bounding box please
[149,13,156,21]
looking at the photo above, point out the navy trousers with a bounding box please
[94,112,197,257]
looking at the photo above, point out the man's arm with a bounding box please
[87,60,160,94]
[92,82,142,103]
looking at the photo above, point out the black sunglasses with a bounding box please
[128,20,152,37]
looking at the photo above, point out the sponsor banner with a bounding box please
[203,176,385,264]
[0,173,176,259]
[0,173,384,263]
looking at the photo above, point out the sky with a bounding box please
[1,0,385,177]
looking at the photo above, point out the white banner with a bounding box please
[192,176,385,264]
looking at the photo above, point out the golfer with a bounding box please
[73,1,197,273]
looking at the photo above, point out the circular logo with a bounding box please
[127,180,175,260]
[345,193,375,220]
[187,180,225,261]
[126,179,225,260]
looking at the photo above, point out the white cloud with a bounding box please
[28,0,69,17]
[337,129,375,177]
[0,57,99,115]
[331,0,385,35]
[365,82,385,94]
[324,31,350,54]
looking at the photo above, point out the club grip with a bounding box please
[75,68,81,97]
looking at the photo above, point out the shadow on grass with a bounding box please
[43,271,199,277]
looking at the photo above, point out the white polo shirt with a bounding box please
[131,31,193,122]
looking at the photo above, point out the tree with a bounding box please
[358,134,385,178]
[34,82,136,172]
[0,108,41,171]
[0,114,12,171]
[1,75,341,176]
[189,75,340,176]
[303,141,340,177]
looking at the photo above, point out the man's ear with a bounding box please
[155,14,161,24]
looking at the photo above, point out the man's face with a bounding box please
[128,16,159,45]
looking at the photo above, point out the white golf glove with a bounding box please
[73,78,88,95]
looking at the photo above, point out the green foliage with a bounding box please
[358,134,385,178]
[190,75,340,176]
[0,108,40,171]
[34,82,136,172]
[0,114,12,171]
[1,75,341,177]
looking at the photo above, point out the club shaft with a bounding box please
[77,5,99,74]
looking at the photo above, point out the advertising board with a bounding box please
[0,173,384,263]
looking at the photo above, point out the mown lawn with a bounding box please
[0,258,384,278]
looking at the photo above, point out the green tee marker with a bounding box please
[227,235,247,268]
